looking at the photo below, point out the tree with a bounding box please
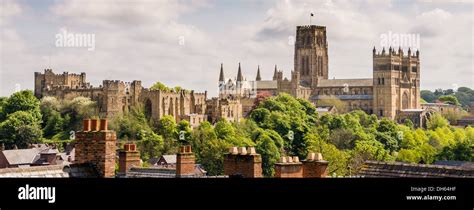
[437,95,460,106]
[136,130,164,161]
[420,90,436,103]
[349,140,393,173]
[177,120,192,144]
[306,133,350,176]
[191,121,229,175]
[255,133,280,177]
[150,82,171,91]
[2,90,41,121]
[426,113,449,130]
[0,111,43,149]
[436,141,473,161]
[156,115,178,154]
[316,95,348,113]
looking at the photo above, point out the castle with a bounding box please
[219,25,428,126]
[35,24,429,127]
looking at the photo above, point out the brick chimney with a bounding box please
[119,143,141,174]
[302,153,328,178]
[176,145,195,177]
[224,147,262,178]
[75,119,116,178]
[274,156,303,178]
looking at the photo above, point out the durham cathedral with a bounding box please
[34,24,430,128]
[219,25,428,126]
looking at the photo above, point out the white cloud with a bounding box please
[0,0,472,97]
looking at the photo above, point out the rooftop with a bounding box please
[358,161,474,178]
[317,78,373,87]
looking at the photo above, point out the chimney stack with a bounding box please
[274,156,303,178]
[75,118,116,178]
[224,146,262,178]
[176,145,196,177]
[302,152,329,178]
[119,143,141,174]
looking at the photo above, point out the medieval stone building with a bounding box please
[218,24,424,125]
[34,70,207,127]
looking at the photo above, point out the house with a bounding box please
[0,145,66,168]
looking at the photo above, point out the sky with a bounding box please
[0,0,473,97]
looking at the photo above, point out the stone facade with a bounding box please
[205,97,243,123]
[140,88,207,126]
[217,24,422,122]
[35,69,142,117]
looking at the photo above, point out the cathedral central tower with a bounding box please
[294,25,329,88]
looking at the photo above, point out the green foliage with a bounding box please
[421,87,473,110]
[156,115,178,154]
[426,113,449,130]
[150,82,190,93]
[0,111,43,149]
[2,90,41,121]
[150,82,171,91]
[255,133,280,177]
[437,95,461,106]
[306,133,349,176]
[436,141,473,161]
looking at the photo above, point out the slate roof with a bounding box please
[317,79,373,87]
[1,148,43,165]
[434,161,474,169]
[161,155,177,164]
[122,164,208,178]
[0,163,99,178]
[256,80,277,89]
[310,94,373,100]
[358,161,474,178]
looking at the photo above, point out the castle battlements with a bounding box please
[373,47,419,59]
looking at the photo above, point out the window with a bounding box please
[402,66,408,72]
[394,65,400,70]
[378,78,381,85]
[382,78,385,85]
[412,66,417,72]
[379,109,383,117]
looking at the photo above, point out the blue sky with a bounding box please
[1,0,473,97]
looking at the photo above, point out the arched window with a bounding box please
[402,91,409,110]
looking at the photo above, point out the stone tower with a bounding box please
[373,47,421,120]
[294,25,329,88]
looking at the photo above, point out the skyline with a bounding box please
[1,0,473,97]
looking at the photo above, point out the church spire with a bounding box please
[272,65,278,80]
[219,63,224,82]
[256,65,262,81]
[237,62,243,82]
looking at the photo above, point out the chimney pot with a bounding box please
[238,147,247,155]
[315,153,323,161]
[307,152,315,161]
[288,156,293,163]
[293,156,299,163]
[90,119,99,131]
[186,145,192,153]
[83,119,91,131]
[280,156,287,163]
[230,147,238,154]
[180,146,186,153]
[248,147,256,155]
[99,119,108,131]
